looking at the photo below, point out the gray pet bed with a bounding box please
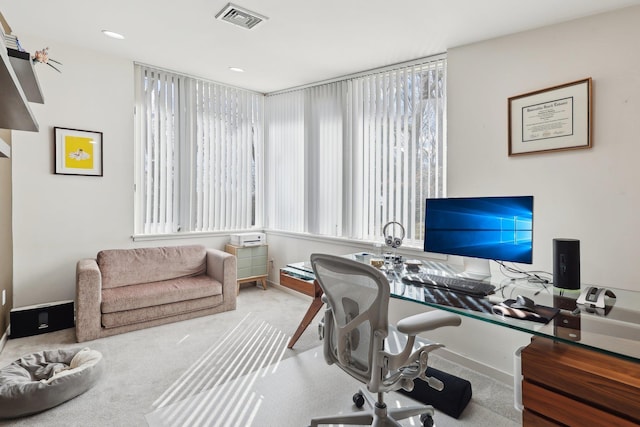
[0,347,103,419]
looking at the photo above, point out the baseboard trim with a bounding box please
[434,346,513,386]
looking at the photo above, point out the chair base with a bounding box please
[309,386,434,427]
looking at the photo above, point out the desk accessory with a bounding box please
[404,259,422,272]
[383,221,405,249]
[370,258,384,268]
[492,299,559,324]
[553,238,580,289]
[577,286,616,309]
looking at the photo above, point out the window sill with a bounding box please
[131,229,264,242]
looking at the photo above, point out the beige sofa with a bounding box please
[75,245,236,342]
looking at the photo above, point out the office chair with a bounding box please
[309,253,462,427]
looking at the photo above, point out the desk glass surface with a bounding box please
[290,256,640,363]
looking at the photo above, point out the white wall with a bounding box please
[267,6,640,378]
[447,6,640,290]
[11,36,231,307]
[10,6,640,377]
[11,37,134,306]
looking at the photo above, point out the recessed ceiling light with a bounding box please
[102,30,125,40]
[229,67,245,73]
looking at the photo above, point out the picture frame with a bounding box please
[508,78,592,156]
[54,127,103,176]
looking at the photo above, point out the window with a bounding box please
[134,65,264,235]
[265,56,447,246]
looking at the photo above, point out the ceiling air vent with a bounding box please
[215,3,268,30]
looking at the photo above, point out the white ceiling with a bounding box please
[3,0,640,93]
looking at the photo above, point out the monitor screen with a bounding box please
[424,196,534,264]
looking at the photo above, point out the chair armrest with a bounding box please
[75,258,102,342]
[381,311,461,384]
[396,310,461,335]
[205,248,237,308]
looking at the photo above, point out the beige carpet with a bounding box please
[146,345,520,427]
[0,285,520,426]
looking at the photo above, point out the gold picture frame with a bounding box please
[54,127,103,176]
[508,78,592,156]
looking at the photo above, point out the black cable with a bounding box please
[494,260,552,295]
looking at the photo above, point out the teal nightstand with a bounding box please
[225,244,268,294]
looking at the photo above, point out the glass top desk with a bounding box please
[284,256,640,363]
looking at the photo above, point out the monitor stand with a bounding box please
[457,257,491,280]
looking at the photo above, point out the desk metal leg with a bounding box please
[287,281,323,349]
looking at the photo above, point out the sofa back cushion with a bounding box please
[97,245,207,289]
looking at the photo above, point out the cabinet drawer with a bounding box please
[251,264,267,276]
[252,255,267,268]
[237,266,253,279]
[251,245,267,257]
[237,257,252,270]
[522,338,640,423]
[522,381,637,427]
[522,410,560,427]
[235,245,266,257]
[234,247,253,259]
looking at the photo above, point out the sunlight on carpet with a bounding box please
[145,313,519,427]
[147,313,289,426]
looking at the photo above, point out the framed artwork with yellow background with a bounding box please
[54,127,103,176]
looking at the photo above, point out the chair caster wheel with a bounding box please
[352,392,365,408]
[420,413,434,427]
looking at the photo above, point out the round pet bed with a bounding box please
[0,347,103,419]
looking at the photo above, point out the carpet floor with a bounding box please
[0,285,521,426]
[146,345,520,427]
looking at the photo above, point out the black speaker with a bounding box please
[553,238,580,290]
[10,300,75,339]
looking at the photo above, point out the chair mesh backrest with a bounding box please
[310,254,389,384]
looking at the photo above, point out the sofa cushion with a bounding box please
[97,245,207,289]
[101,296,223,329]
[101,275,222,314]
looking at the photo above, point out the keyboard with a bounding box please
[402,273,496,297]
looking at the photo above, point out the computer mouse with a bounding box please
[511,295,536,312]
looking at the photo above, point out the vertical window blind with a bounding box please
[265,56,446,245]
[264,90,305,232]
[134,64,263,235]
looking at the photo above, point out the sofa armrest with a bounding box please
[206,248,237,310]
[76,258,103,342]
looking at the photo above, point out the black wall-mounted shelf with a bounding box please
[7,48,43,104]
[0,38,41,132]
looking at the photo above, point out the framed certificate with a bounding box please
[508,78,592,156]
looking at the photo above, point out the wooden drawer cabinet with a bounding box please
[521,337,640,426]
[225,244,268,293]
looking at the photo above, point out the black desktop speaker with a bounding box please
[553,238,580,290]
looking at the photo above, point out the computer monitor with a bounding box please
[424,195,534,279]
